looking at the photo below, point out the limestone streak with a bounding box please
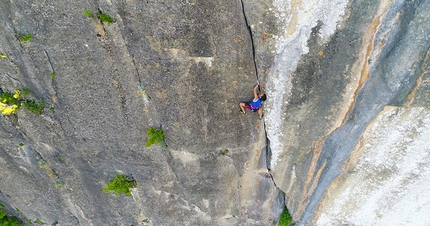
[267,0,349,169]
[340,0,392,125]
[341,16,381,125]
[405,47,430,108]
[295,137,325,219]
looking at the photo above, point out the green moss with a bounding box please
[83,9,93,18]
[0,204,23,226]
[18,143,24,147]
[23,100,45,115]
[17,33,32,43]
[21,88,29,96]
[145,127,166,148]
[55,178,64,188]
[98,12,113,25]
[50,72,56,78]
[35,219,43,225]
[219,149,229,156]
[38,159,47,168]
[103,174,137,197]
[279,206,295,226]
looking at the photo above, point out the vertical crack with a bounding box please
[240,0,278,191]
[43,50,54,72]
[240,0,259,81]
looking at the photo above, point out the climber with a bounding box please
[239,82,267,119]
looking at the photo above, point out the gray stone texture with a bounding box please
[243,0,430,224]
[0,0,279,225]
[2,0,430,225]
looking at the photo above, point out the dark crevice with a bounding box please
[240,2,286,224]
[43,50,54,72]
[240,0,278,192]
[240,0,259,80]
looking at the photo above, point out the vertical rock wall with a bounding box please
[244,0,430,225]
[1,0,429,225]
[0,0,281,225]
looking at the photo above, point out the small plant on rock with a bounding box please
[0,89,45,115]
[0,90,21,115]
[98,12,114,25]
[279,206,295,226]
[83,9,94,18]
[145,127,166,148]
[103,173,137,197]
[0,204,23,226]
[17,33,32,42]
[23,100,45,115]
[219,149,229,156]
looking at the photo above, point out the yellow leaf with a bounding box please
[13,90,20,99]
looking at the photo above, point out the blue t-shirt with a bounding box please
[249,98,262,111]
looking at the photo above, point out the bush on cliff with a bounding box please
[145,127,166,148]
[0,204,23,226]
[279,206,295,226]
[0,89,45,115]
[103,174,137,197]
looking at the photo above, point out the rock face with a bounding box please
[0,0,281,225]
[1,0,429,225]
[245,0,430,225]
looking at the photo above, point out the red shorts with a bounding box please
[245,103,258,112]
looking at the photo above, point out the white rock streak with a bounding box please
[317,107,430,225]
[266,0,348,168]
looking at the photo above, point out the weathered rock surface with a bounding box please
[0,0,281,225]
[244,0,430,225]
[1,0,430,225]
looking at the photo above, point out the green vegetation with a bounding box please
[145,127,166,148]
[138,84,151,100]
[98,12,113,25]
[50,72,56,78]
[55,178,64,188]
[17,33,32,43]
[49,107,55,112]
[38,159,47,168]
[279,206,295,226]
[0,53,7,59]
[85,9,114,25]
[35,219,43,225]
[23,100,45,115]
[21,88,29,95]
[0,90,21,115]
[0,89,45,115]
[19,143,24,147]
[83,9,93,18]
[103,174,137,197]
[0,204,23,226]
[219,149,229,156]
